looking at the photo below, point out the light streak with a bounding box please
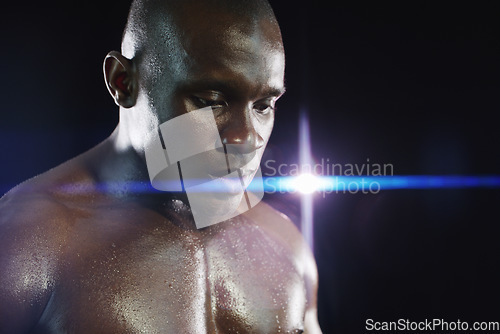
[2,175,497,198]
[299,112,314,250]
[260,175,500,193]
[289,173,322,194]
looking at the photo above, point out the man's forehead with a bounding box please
[148,5,285,88]
[180,30,285,97]
[166,2,282,50]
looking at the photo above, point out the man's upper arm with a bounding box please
[302,247,322,334]
[0,194,58,333]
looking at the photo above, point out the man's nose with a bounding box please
[219,111,264,154]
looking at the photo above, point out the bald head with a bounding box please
[122,0,282,61]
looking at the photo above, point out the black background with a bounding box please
[1,1,499,333]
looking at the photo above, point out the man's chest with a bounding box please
[40,222,306,333]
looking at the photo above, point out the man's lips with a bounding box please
[206,166,259,193]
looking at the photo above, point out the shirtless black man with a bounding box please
[0,0,321,332]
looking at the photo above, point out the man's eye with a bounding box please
[253,104,275,115]
[194,97,227,109]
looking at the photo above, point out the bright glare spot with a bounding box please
[292,173,321,194]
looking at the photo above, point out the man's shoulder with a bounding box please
[0,172,79,332]
[1,183,67,231]
[244,200,302,245]
[243,200,317,276]
[1,160,90,230]
[0,153,102,265]
[0,177,77,276]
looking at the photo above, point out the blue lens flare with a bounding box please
[256,175,500,194]
[2,175,499,197]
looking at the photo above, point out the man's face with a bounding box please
[132,7,284,225]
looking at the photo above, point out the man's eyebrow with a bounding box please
[181,78,286,98]
[267,86,286,98]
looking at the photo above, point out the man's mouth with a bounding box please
[206,165,258,193]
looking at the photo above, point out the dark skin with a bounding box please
[0,1,321,333]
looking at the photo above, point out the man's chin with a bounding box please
[187,190,246,228]
[197,191,244,216]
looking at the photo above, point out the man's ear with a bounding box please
[103,51,137,108]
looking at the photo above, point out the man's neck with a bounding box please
[89,129,192,216]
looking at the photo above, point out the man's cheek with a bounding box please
[255,118,274,144]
